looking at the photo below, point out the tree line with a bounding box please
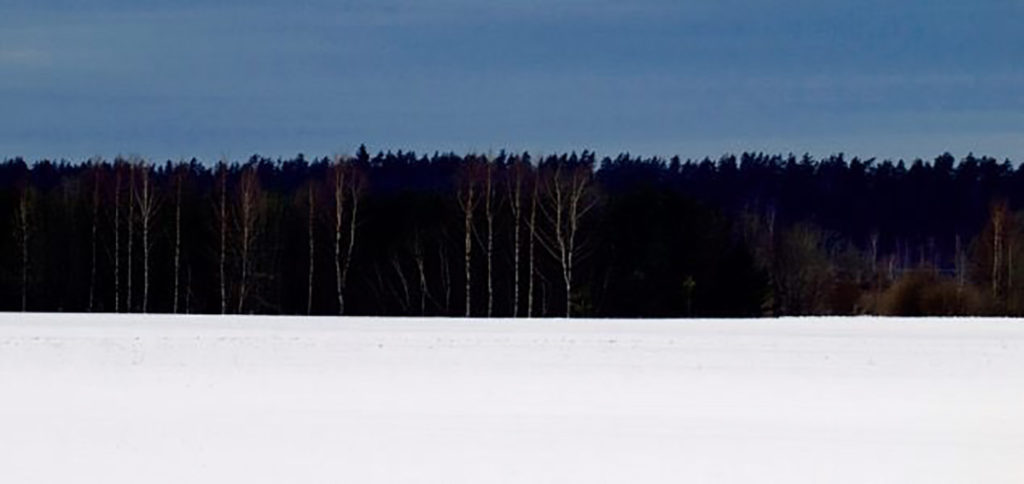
[1,148,1022,317]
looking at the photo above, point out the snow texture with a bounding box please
[1,313,1022,483]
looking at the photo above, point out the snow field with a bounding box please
[0,314,1022,483]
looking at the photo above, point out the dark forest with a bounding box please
[2,148,1022,317]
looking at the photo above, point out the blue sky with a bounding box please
[2,0,1022,162]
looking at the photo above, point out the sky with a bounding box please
[2,0,1022,162]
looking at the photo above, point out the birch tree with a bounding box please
[483,159,499,317]
[87,161,101,312]
[112,160,123,312]
[332,156,364,315]
[172,163,185,313]
[306,180,316,315]
[527,168,539,318]
[216,161,228,314]
[235,164,262,314]
[456,157,483,317]
[126,161,136,312]
[134,161,158,313]
[537,159,597,317]
[506,156,528,317]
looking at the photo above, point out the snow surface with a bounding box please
[1,313,1022,483]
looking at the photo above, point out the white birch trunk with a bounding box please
[333,160,347,315]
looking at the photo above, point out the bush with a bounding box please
[877,270,988,316]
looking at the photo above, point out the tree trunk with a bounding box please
[113,166,121,312]
[333,160,347,315]
[485,163,494,317]
[88,167,99,312]
[136,163,153,313]
[457,163,479,317]
[17,190,30,312]
[439,244,451,315]
[464,196,473,318]
[236,166,260,314]
[344,178,359,308]
[127,164,135,312]
[527,177,538,318]
[414,232,429,315]
[173,168,182,314]
[508,162,523,318]
[307,183,315,315]
[218,164,227,314]
[537,163,596,318]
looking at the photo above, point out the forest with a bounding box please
[1,147,1022,317]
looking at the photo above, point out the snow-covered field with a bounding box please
[1,314,1022,483]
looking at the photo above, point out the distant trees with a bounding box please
[3,149,1024,317]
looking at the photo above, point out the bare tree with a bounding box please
[438,239,452,315]
[412,231,431,315]
[527,170,539,318]
[236,164,262,314]
[306,180,316,315]
[506,156,528,317]
[126,161,136,312]
[456,158,483,317]
[537,160,597,317]
[216,161,228,314]
[483,159,501,317]
[992,200,1008,299]
[134,161,158,313]
[112,161,123,312]
[87,161,101,311]
[172,164,185,313]
[332,156,364,315]
[14,186,34,311]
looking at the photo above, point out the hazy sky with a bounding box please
[2,0,1022,162]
